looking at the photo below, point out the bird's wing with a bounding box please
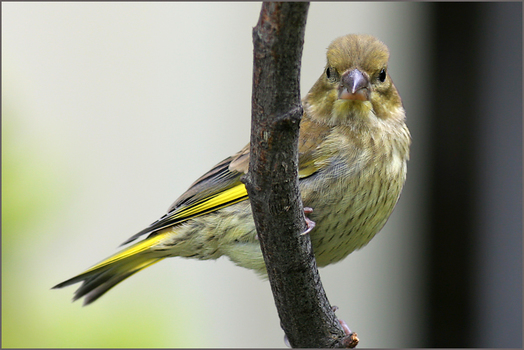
[122,118,329,246]
[120,148,249,245]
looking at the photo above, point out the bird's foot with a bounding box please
[300,207,316,235]
[332,305,359,348]
[256,207,315,240]
[282,306,359,348]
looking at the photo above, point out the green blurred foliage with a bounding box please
[1,102,192,347]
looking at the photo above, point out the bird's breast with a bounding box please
[301,130,408,266]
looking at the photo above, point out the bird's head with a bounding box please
[305,34,404,125]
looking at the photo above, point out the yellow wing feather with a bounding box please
[168,182,248,221]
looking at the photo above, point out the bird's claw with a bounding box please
[332,305,359,348]
[301,207,316,235]
[338,318,352,336]
[257,207,315,239]
[284,334,291,348]
[331,305,351,335]
[282,305,359,348]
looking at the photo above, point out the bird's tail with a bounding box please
[52,232,169,305]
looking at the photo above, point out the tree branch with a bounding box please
[243,2,358,348]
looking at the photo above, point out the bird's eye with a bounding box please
[378,68,387,82]
[326,67,338,81]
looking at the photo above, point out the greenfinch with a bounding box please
[54,34,410,305]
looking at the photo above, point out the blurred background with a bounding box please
[2,2,521,348]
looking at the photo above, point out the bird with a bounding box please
[53,34,411,305]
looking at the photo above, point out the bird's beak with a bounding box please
[338,69,370,101]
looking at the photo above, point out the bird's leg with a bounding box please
[300,207,316,235]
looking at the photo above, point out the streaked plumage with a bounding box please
[53,34,410,305]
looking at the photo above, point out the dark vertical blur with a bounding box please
[427,2,522,347]
[473,2,522,347]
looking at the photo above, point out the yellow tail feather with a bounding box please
[53,232,168,305]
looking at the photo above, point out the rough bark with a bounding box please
[243,2,358,348]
